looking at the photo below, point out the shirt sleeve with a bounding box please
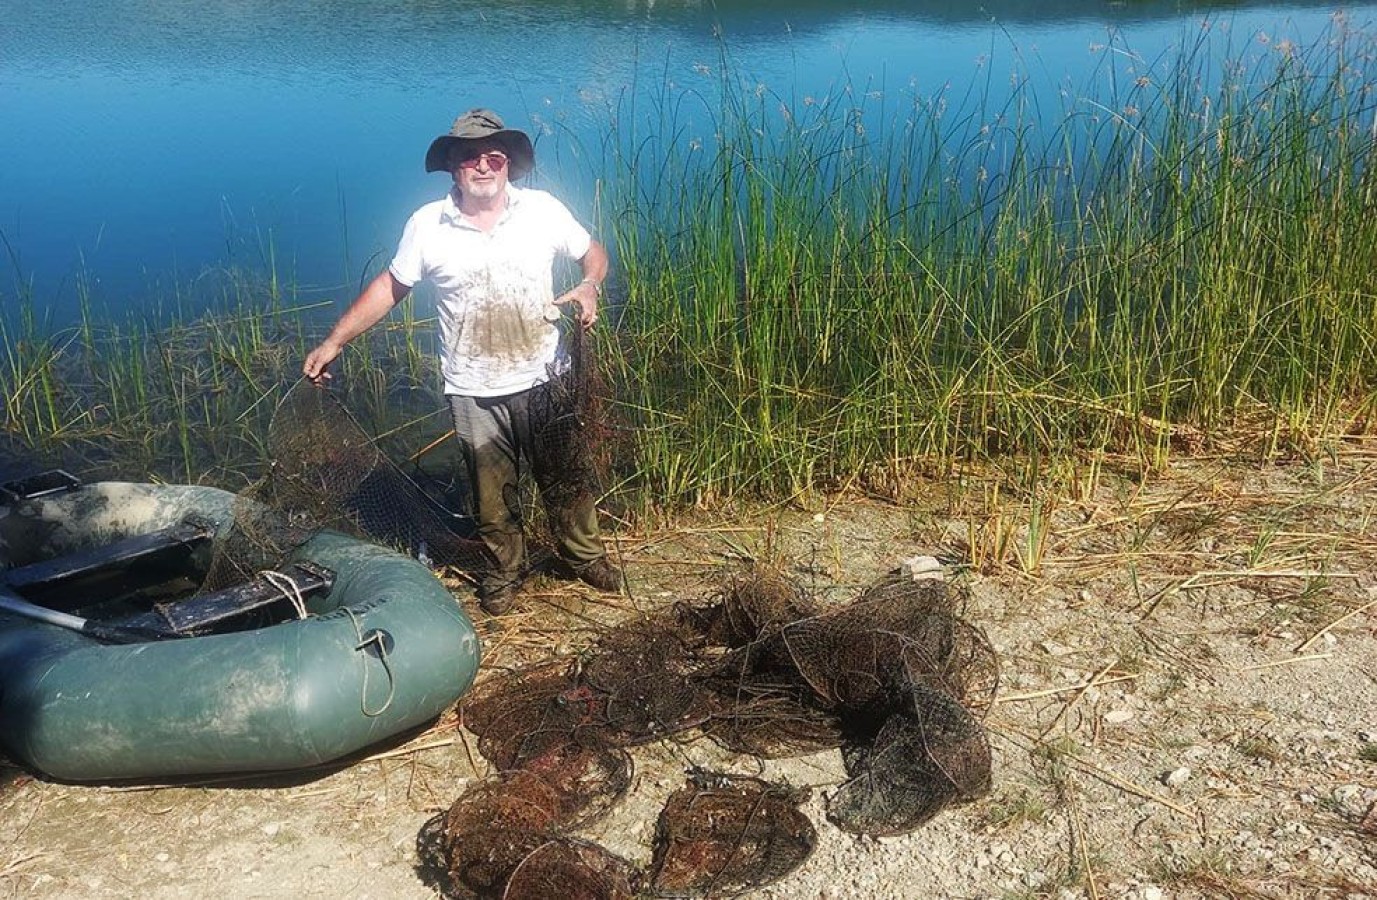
[544,193,593,260]
[387,209,425,288]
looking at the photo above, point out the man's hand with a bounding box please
[554,279,599,329]
[302,340,343,386]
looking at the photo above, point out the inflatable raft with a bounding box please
[0,476,480,782]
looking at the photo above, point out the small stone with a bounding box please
[1103,709,1134,724]
[1162,767,1192,787]
[1143,887,1165,900]
[1334,785,1363,807]
[155,852,169,863]
[899,555,944,581]
[261,822,280,837]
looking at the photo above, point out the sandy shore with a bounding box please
[3,444,1376,898]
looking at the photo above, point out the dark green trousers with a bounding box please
[448,385,604,592]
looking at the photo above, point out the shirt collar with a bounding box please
[440,185,524,228]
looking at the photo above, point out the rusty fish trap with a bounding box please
[419,745,633,899]
[649,772,817,898]
[442,563,997,896]
[502,838,640,900]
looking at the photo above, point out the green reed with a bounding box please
[0,275,439,488]
[3,24,1375,512]
[597,21,1377,506]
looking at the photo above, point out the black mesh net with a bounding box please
[828,683,993,836]
[204,322,612,598]
[433,563,998,896]
[200,381,494,592]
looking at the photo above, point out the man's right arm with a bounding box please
[302,270,411,384]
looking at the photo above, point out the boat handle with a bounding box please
[345,609,396,717]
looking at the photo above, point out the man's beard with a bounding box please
[463,179,502,201]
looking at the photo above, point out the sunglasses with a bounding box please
[456,151,509,172]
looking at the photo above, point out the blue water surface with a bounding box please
[2,0,1373,323]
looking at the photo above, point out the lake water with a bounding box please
[3,0,1373,324]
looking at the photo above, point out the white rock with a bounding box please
[899,555,945,581]
[1162,767,1192,787]
[1143,888,1165,900]
[261,822,280,837]
[1103,709,1135,724]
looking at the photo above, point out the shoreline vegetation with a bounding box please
[3,25,1375,531]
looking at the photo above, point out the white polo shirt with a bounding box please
[388,185,593,397]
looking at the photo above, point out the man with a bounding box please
[302,108,618,614]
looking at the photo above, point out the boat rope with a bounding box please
[345,607,396,717]
[259,570,309,620]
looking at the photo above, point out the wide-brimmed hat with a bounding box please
[424,108,535,179]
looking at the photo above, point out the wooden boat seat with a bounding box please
[2,516,218,607]
[118,561,335,636]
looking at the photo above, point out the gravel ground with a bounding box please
[3,445,1376,899]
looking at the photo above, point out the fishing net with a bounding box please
[199,382,493,592]
[502,838,640,900]
[828,684,993,836]
[418,743,633,899]
[439,563,997,895]
[527,325,613,542]
[202,322,611,597]
[779,574,1000,713]
[649,772,816,898]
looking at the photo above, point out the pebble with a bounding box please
[1142,888,1165,900]
[261,822,280,837]
[1104,709,1134,724]
[1162,767,1192,787]
[899,554,945,581]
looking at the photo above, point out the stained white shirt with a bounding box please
[389,185,592,397]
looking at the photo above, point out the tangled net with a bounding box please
[421,564,997,897]
[202,324,609,593]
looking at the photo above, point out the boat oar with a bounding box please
[0,585,169,645]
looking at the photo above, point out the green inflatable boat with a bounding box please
[0,478,481,782]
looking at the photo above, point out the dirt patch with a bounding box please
[4,446,1377,898]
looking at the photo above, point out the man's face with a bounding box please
[450,140,510,201]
